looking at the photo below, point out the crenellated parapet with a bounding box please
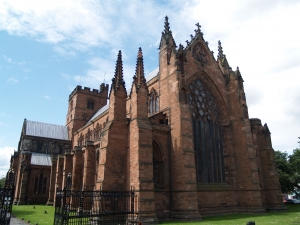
[69,83,109,101]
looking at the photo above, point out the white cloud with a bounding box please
[43,95,50,100]
[0,146,15,177]
[0,0,299,155]
[7,77,18,83]
[73,54,136,91]
[2,54,12,63]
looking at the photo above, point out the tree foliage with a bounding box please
[274,149,300,194]
[0,176,5,188]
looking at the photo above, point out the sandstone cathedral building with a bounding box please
[10,17,284,222]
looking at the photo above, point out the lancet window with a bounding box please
[78,134,84,147]
[188,78,225,183]
[153,141,164,188]
[149,89,159,114]
[34,173,47,194]
[94,124,102,141]
[86,129,92,141]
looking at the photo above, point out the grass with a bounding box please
[161,205,300,225]
[11,204,300,225]
[12,204,55,225]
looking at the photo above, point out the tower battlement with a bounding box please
[69,83,109,101]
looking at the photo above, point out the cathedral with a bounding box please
[10,17,284,223]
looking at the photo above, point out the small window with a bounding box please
[87,100,94,109]
[82,114,88,121]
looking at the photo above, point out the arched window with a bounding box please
[34,177,38,193]
[188,78,225,183]
[78,133,84,147]
[153,141,164,188]
[86,129,92,141]
[149,89,159,114]
[34,173,47,194]
[82,113,88,121]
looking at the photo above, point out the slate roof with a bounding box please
[85,68,159,124]
[145,67,159,82]
[25,120,69,140]
[31,153,51,166]
[88,104,109,123]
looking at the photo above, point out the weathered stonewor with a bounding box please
[72,146,83,191]
[46,156,57,206]
[82,141,96,190]
[128,48,158,223]
[10,16,286,223]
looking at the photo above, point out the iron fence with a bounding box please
[0,168,15,225]
[54,187,137,225]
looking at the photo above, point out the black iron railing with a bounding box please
[54,175,137,225]
[0,168,15,225]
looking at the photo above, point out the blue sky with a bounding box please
[1,0,300,176]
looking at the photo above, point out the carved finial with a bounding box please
[190,34,194,40]
[186,40,190,46]
[237,66,239,71]
[112,50,125,90]
[164,16,171,35]
[218,40,224,59]
[195,22,201,31]
[178,43,184,51]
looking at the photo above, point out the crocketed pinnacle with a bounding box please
[133,47,146,91]
[218,40,224,59]
[164,16,171,35]
[112,50,125,90]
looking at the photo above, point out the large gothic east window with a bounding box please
[188,78,225,183]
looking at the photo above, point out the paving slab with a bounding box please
[10,216,28,225]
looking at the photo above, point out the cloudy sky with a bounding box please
[0,0,299,177]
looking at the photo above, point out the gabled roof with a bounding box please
[25,120,69,140]
[30,153,51,166]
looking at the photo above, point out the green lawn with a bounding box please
[161,205,300,225]
[12,205,55,225]
[12,204,300,225]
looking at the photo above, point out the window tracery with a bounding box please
[149,89,159,114]
[188,78,225,183]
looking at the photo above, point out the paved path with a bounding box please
[10,216,28,225]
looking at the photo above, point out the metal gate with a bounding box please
[54,175,137,225]
[0,168,15,225]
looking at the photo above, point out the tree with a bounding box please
[274,149,300,194]
[0,176,5,188]
[289,148,300,191]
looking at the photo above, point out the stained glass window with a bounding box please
[188,78,225,183]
